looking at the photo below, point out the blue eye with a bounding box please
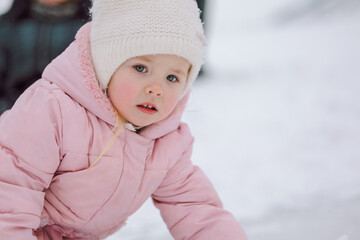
[134,65,147,73]
[166,75,178,82]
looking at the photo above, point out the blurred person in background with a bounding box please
[197,0,206,23]
[197,0,207,77]
[0,0,91,114]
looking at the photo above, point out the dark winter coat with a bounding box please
[0,0,91,114]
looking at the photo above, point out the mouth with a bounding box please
[136,103,158,114]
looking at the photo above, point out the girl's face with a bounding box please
[108,54,190,128]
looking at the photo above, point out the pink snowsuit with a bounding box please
[0,23,247,239]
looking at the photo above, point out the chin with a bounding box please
[127,115,164,129]
[128,120,153,129]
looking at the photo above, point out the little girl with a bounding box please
[0,0,247,239]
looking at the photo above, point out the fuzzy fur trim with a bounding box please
[75,23,116,117]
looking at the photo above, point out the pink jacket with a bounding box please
[0,23,247,240]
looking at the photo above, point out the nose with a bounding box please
[145,83,163,97]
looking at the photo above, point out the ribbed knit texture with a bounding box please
[90,0,205,93]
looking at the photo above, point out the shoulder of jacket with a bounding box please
[154,122,194,170]
[29,79,78,104]
[23,79,87,122]
[158,122,194,146]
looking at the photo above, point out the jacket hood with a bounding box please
[42,22,190,140]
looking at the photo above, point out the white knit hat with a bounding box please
[90,0,206,93]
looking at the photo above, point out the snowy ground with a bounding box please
[1,0,360,239]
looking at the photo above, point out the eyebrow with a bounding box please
[170,68,188,77]
[137,56,154,63]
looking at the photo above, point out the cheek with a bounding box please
[110,81,137,103]
[163,94,181,114]
[119,82,138,98]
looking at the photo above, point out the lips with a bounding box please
[136,103,158,114]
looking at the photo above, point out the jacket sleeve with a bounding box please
[152,127,247,240]
[0,83,62,239]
